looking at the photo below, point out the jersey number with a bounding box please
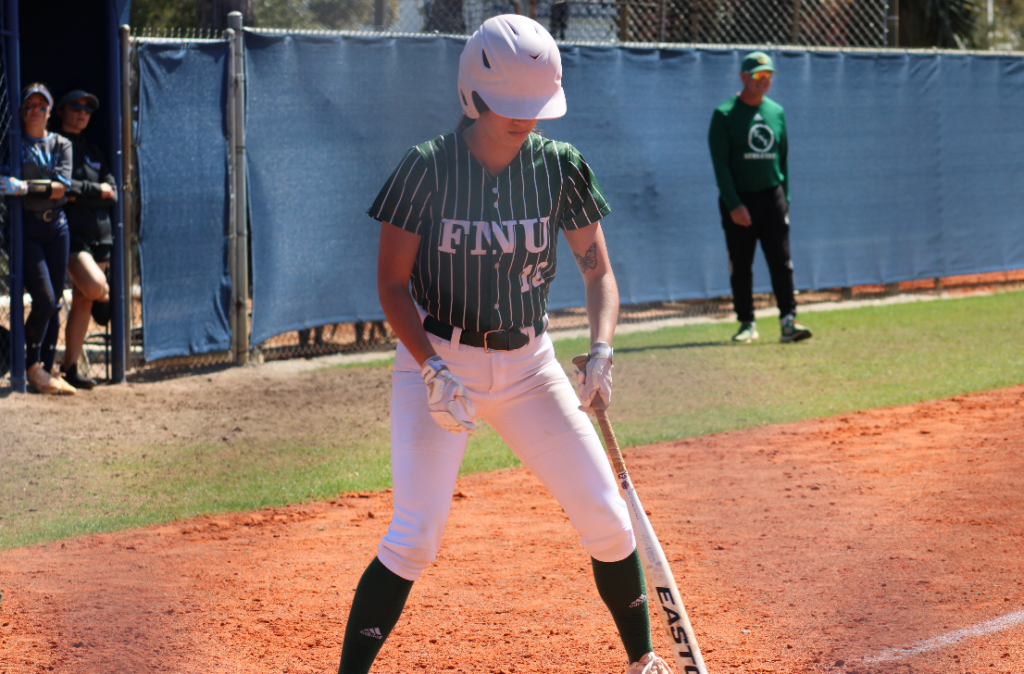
[519,263,548,293]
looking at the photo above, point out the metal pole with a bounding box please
[886,0,899,47]
[5,0,25,393]
[228,11,249,364]
[659,0,666,42]
[225,26,238,363]
[120,25,134,377]
[618,0,630,41]
[374,0,386,29]
[987,0,993,48]
[105,20,127,383]
[790,0,802,44]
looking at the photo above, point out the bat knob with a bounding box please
[571,354,590,370]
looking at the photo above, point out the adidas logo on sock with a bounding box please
[629,594,647,608]
[360,627,383,639]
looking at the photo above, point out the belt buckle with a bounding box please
[483,329,509,353]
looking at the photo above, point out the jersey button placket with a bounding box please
[491,187,502,320]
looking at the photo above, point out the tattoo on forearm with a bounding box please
[574,243,598,274]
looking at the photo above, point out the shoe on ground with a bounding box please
[27,362,61,395]
[626,652,673,674]
[62,364,97,390]
[49,371,78,395]
[780,315,812,343]
[732,321,758,343]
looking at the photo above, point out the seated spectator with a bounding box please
[55,89,117,390]
[0,84,76,394]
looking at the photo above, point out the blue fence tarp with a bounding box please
[137,41,233,360]
[244,34,468,346]
[242,37,1024,345]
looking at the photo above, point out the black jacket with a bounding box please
[64,132,117,246]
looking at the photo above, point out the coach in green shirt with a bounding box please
[709,52,812,344]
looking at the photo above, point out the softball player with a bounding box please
[336,16,670,674]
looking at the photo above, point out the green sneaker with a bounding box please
[780,315,812,343]
[732,321,759,343]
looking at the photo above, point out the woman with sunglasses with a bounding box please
[0,84,76,394]
[55,89,117,389]
[336,15,671,674]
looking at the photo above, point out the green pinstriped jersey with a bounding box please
[368,130,610,332]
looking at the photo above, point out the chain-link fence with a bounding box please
[249,0,889,46]
[122,31,236,375]
[111,26,1021,377]
[258,270,1024,352]
[254,270,1024,363]
[71,23,1019,380]
[122,30,402,371]
[556,269,1024,333]
[141,271,1024,367]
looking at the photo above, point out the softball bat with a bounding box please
[572,356,709,674]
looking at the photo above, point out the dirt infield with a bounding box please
[2,386,1023,674]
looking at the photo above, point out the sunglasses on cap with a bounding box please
[67,102,96,113]
[751,71,773,80]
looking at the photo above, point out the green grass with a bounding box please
[2,290,1021,550]
[555,291,1024,448]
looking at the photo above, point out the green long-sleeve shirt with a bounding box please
[708,95,789,212]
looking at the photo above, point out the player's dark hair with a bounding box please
[455,91,490,132]
[452,90,545,137]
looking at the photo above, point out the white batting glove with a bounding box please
[1,176,28,196]
[575,342,613,414]
[421,356,476,434]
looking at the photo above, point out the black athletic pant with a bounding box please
[24,214,70,370]
[718,185,797,324]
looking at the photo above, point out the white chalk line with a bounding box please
[855,609,1024,665]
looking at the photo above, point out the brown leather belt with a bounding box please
[423,315,546,352]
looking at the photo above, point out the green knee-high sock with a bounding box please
[592,549,653,663]
[338,557,415,674]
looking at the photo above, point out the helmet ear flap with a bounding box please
[459,86,480,118]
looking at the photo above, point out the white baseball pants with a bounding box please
[377,322,635,581]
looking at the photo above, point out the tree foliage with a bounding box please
[130,0,377,30]
[974,0,1024,49]
[130,0,198,28]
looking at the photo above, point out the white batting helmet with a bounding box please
[457,14,566,120]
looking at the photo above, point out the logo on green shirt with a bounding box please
[747,123,775,153]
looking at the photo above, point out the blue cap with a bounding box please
[22,85,53,108]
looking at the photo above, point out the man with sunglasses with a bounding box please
[708,51,812,344]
